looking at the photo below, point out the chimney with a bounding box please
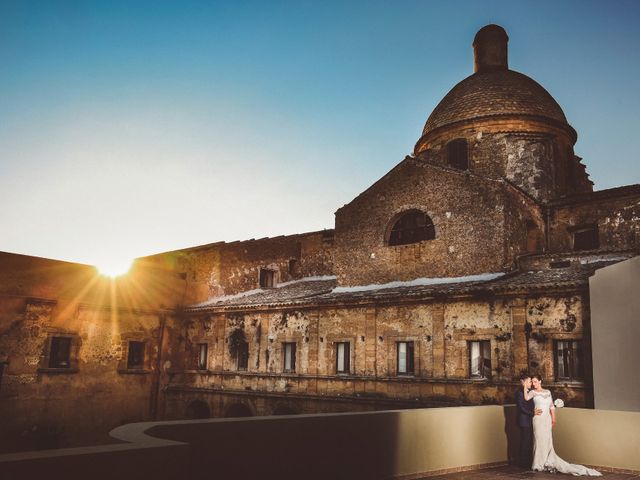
[473,24,509,73]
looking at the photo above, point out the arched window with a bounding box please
[447,139,468,170]
[388,210,435,246]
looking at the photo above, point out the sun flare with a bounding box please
[96,258,134,278]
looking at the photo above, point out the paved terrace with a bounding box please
[1,405,639,480]
[429,465,639,480]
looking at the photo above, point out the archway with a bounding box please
[224,402,253,418]
[272,405,298,416]
[185,400,211,419]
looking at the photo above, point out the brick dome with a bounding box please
[421,69,568,136]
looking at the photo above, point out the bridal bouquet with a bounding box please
[554,398,565,408]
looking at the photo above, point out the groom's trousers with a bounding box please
[518,425,533,468]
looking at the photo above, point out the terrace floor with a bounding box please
[425,465,640,480]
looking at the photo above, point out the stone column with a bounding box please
[510,302,529,375]
[364,307,377,376]
[432,304,446,378]
[306,311,319,394]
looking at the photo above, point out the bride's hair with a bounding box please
[532,374,543,382]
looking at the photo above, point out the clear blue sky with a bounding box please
[1,0,639,268]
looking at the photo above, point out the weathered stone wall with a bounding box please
[415,118,590,202]
[333,159,513,286]
[549,190,640,252]
[503,183,546,258]
[523,293,591,405]
[148,230,335,305]
[0,252,182,453]
[171,289,591,417]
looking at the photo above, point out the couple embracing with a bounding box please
[516,373,601,476]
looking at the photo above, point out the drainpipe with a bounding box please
[524,321,532,372]
[150,314,167,420]
[544,206,551,252]
[0,360,8,393]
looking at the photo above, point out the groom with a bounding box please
[515,373,541,468]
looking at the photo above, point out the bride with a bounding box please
[524,374,601,476]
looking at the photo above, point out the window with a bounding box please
[397,341,415,375]
[196,343,208,370]
[447,138,469,170]
[469,340,491,378]
[288,258,298,275]
[335,342,351,374]
[555,340,583,381]
[259,268,276,288]
[572,225,599,251]
[127,341,145,369]
[49,337,71,369]
[321,229,334,244]
[388,211,436,246]
[283,342,296,373]
[237,341,249,371]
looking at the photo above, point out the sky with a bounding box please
[1,0,639,270]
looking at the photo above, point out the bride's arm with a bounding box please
[549,391,556,427]
[523,386,534,401]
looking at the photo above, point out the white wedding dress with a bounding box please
[525,389,601,476]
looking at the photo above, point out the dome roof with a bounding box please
[421,69,568,136]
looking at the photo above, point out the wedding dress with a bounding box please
[526,389,601,476]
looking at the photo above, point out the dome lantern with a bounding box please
[473,24,509,73]
[414,24,576,154]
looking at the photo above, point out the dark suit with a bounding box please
[515,388,534,468]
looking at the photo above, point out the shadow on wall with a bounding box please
[2,406,640,480]
[0,406,529,480]
[503,405,522,464]
[153,411,400,480]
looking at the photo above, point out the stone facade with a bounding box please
[1,24,639,451]
[0,253,183,452]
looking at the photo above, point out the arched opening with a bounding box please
[387,210,436,246]
[272,405,298,416]
[185,400,211,419]
[224,403,254,418]
[525,220,542,253]
[447,138,469,170]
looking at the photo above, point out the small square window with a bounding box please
[283,342,296,373]
[259,268,276,288]
[196,343,208,370]
[447,138,469,170]
[127,341,145,369]
[237,341,249,371]
[555,340,583,381]
[49,337,71,369]
[397,341,414,375]
[288,258,298,275]
[469,340,491,378]
[572,226,599,251]
[336,342,351,374]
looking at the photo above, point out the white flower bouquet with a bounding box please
[554,398,565,408]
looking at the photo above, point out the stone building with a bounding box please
[1,25,638,451]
